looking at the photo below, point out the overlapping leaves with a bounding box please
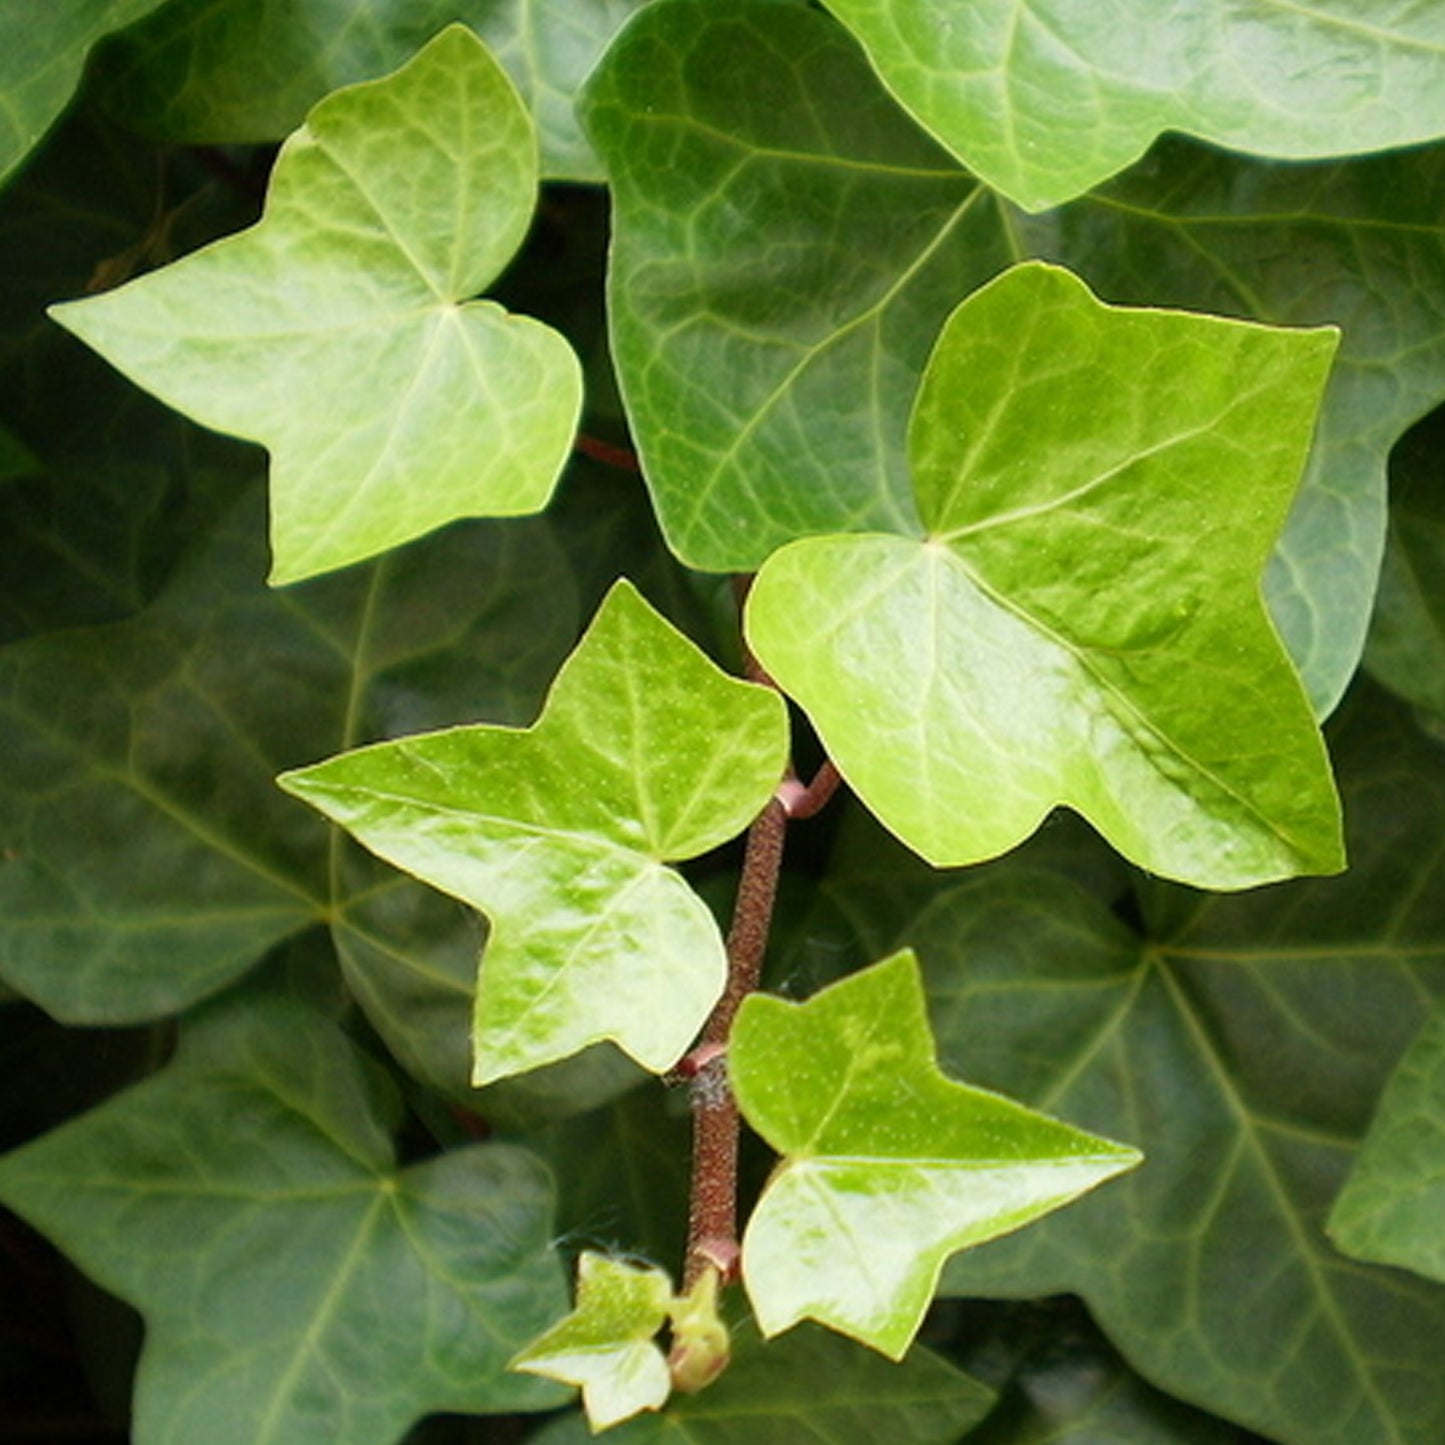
[794,689,1445,1445]
[0,0,169,187]
[52,25,581,583]
[824,0,1445,212]
[281,581,789,1084]
[97,0,647,180]
[528,1319,995,1445]
[747,261,1342,890]
[0,488,578,1052]
[732,950,1139,1358]
[1330,1002,1445,1285]
[586,0,1445,711]
[0,993,568,1444]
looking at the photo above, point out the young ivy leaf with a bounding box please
[280,581,789,1085]
[48,24,582,585]
[824,0,1445,212]
[512,1252,675,1429]
[747,261,1343,891]
[730,950,1140,1359]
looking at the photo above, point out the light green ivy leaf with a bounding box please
[586,0,1445,714]
[51,24,581,584]
[528,1319,995,1445]
[98,0,649,180]
[512,1251,675,1429]
[748,261,1342,890]
[0,0,170,188]
[1009,139,1445,718]
[824,0,1445,212]
[0,993,568,1444]
[280,580,789,1085]
[1330,1000,1445,1285]
[731,950,1139,1359]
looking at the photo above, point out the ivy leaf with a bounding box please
[582,0,975,572]
[730,950,1140,1359]
[280,580,789,1085]
[586,0,1445,714]
[98,0,647,181]
[796,690,1445,1445]
[528,1319,995,1445]
[1329,1001,1445,1285]
[0,0,170,187]
[512,1252,675,1429]
[747,261,1341,890]
[824,0,1445,212]
[0,489,577,1029]
[50,25,581,584]
[0,993,568,1443]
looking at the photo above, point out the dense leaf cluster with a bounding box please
[4,3,1445,1444]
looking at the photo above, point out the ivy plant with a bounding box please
[3,4,1445,1444]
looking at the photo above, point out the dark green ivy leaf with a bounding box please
[1330,999,1445,1286]
[0,0,170,188]
[0,993,568,1444]
[0,490,578,1033]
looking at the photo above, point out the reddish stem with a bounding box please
[683,793,788,1287]
[574,433,640,471]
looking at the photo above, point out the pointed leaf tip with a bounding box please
[732,950,1140,1358]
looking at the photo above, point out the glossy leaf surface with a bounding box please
[795,691,1445,1444]
[281,581,789,1084]
[0,994,568,1443]
[529,1319,994,1445]
[731,950,1140,1358]
[52,25,581,583]
[1330,1003,1445,1285]
[825,0,1445,211]
[0,0,169,187]
[748,262,1342,889]
[512,1251,674,1429]
[586,0,1445,712]
[1011,141,1445,716]
[99,0,647,180]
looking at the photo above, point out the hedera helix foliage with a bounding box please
[5,5,1445,1445]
